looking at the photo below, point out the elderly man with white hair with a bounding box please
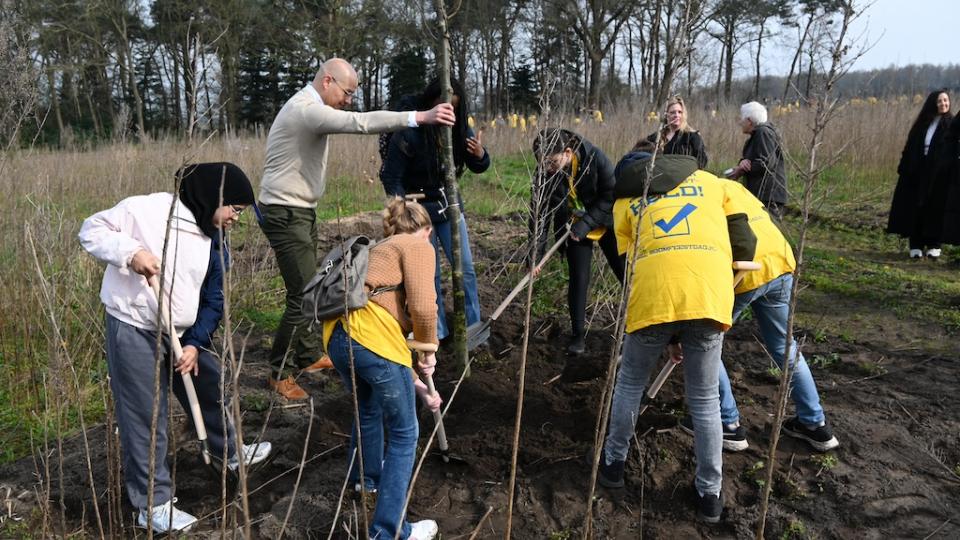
[727,101,788,221]
[259,58,456,400]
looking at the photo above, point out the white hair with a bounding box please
[740,101,768,125]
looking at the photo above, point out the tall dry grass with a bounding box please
[0,99,916,532]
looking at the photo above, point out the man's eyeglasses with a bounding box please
[231,206,246,217]
[331,77,356,98]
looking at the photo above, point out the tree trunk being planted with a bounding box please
[432,0,468,375]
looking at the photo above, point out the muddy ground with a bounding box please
[2,212,959,539]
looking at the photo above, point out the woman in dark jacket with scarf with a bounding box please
[380,78,491,341]
[532,128,625,355]
[887,89,953,258]
[642,96,709,169]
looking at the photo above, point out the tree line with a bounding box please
[0,0,956,147]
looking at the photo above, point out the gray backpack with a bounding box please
[301,235,400,323]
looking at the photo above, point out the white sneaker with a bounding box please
[409,519,439,540]
[227,441,273,471]
[137,498,198,533]
[926,248,941,259]
[909,249,923,259]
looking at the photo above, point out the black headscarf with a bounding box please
[176,162,256,239]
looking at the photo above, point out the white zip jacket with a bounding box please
[78,192,212,335]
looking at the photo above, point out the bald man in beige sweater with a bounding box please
[260,58,455,400]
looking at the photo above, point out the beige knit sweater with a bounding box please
[366,234,438,345]
[258,85,413,208]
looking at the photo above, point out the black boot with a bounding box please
[567,332,586,355]
[598,457,625,488]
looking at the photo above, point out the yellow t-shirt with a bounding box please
[614,170,748,333]
[723,181,796,294]
[322,301,413,368]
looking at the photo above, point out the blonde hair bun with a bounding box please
[382,196,432,236]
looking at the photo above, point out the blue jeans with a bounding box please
[719,273,825,425]
[433,214,481,340]
[327,324,418,540]
[605,320,724,496]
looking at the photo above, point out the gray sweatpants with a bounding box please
[105,314,237,510]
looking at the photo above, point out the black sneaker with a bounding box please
[782,417,839,452]
[696,491,723,524]
[567,333,586,355]
[678,416,749,452]
[597,458,625,489]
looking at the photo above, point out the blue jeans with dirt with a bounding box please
[604,320,724,496]
[719,273,826,425]
[327,323,418,540]
[432,214,481,340]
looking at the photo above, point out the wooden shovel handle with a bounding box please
[147,275,210,454]
[732,260,762,287]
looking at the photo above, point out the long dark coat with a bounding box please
[937,117,960,244]
[887,113,954,238]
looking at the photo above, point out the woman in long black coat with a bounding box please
[938,115,960,245]
[887,89,953,258]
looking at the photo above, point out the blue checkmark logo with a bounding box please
[654,203,698,234]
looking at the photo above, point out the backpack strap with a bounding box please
[369,283,403,297]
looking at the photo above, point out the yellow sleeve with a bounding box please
[613,198,636,256]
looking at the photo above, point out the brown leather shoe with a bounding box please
[268,376,308,400]
[301,354,334,374]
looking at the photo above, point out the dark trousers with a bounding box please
[260,204,322,377]
[909,211,940,251]
[565,229,625,336]
[105,314,236,510]
[764,202,785,222]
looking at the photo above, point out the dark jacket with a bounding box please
[180,242,228,350]
[533,133,616,258]
[937,116,960,244]
[380,125,490,223]
[614,153,756,262]
[887,113,954,238]
[742,122,788,205]
[646,129,709,169]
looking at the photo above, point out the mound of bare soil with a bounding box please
[2,213,958,539]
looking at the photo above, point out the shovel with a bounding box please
[407,339,466,464]
[148,276,214,467]
[466,229,572,350]
[637,260,762,415]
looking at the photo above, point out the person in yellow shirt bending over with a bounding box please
[677,181,839,453]
[322,198,442,540]
[599,152,757,524]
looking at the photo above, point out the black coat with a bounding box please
[742,122,788,205]
[533,133,616,258]
[645,129,709,169]
[887,113,953,238]
[937,117,960,244]
[380,125,490,223]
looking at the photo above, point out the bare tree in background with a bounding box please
[559,0,635,109]
[0,0,37,169]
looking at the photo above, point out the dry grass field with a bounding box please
[2,100,959,537]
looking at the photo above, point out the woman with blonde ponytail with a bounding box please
[321,197,441,540]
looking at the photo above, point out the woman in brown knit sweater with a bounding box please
[322,197,441,540]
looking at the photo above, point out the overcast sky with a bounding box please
[850,0,958,70]
[753,0,958,75]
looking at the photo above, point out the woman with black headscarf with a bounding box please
[380,78,490,342]
[887,89,953,258]
[78,163,271,534]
